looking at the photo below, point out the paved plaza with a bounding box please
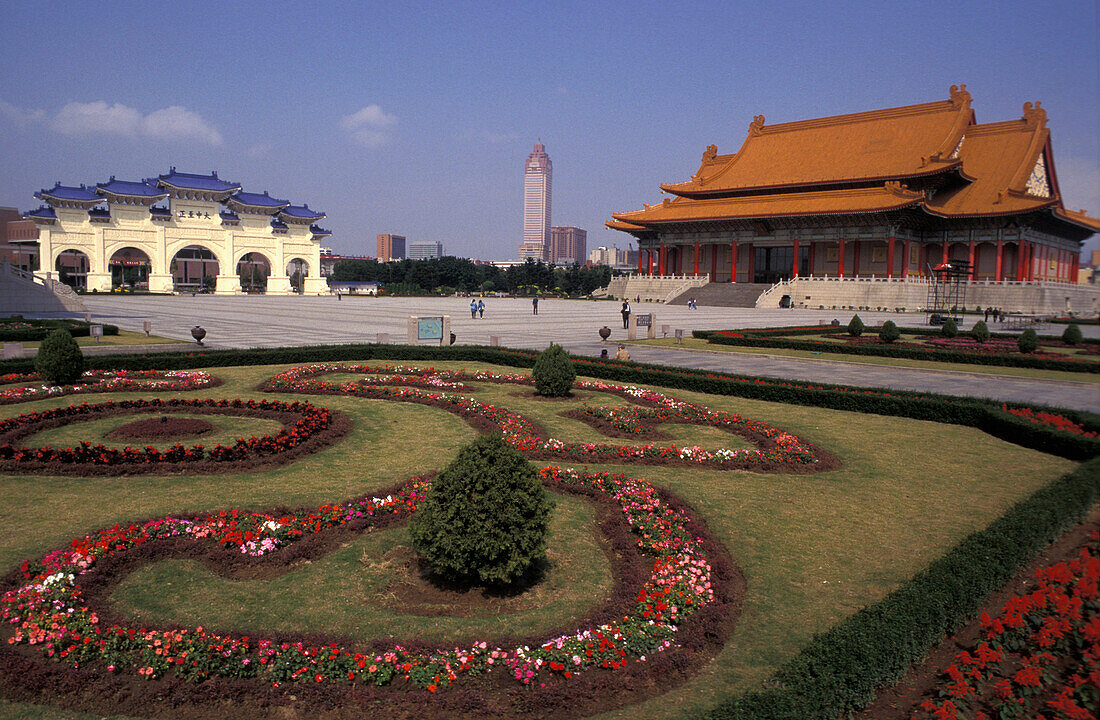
[69,294,1100,414]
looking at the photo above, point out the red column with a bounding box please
[995,238,1003,281]
[942,239,949,265]
[1015,242,1026,281]
[1026,242,1035,281]
[647,249,653,275]
[730,242,737,282]
[852,241,861,278]
[792,238,800,277]
[1071,253,1079,283]
[968,240,975,278]
[638,247,645,274]
[746,243,755,282]
[901,238,909,279]
[887,237,895,278]
[693,242,699,276]
[658,244,666,275]
[710,244,717,280]
[838,238,845,277]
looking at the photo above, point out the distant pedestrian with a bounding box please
[477,299,485,318]
[614,344,630,361]
[621,300,631,329]
[470,299,477,319]
[984,307,989,321]
[532,296,539,315]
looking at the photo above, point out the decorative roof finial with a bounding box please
[702,144,718,162]
[949,84,971,108]
[749,115,766,135]
[1022,101,1047,127]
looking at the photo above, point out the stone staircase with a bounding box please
[0,262,88,316]
[596,274,709,303]
[668,282,773,307]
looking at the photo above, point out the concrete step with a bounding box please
[669,282,773,307]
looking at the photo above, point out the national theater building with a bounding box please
[27,168,331,295]
[608,87,1099,299]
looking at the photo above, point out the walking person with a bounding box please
[470,299,477,319]
[477,299,485,318]
[532,296,539,315]
[621,300,631,329]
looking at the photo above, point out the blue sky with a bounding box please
[1,0,1097,260]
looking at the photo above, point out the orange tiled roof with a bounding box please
[927,102,1058,218]
[662,85,975,197]
[610,183,925,227]
[1056,208,1100,232]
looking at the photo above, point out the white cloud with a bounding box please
[50,101,222,145]
[141,106,223,145]
[0,98,46,125]
[339,104,397,148]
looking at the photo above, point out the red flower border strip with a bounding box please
[261,364,832,472]
[0,370,221,405]
[0,398,344,474]
[0,467,741,715]
[914,530,1099,719]
[1002,405,1100,439]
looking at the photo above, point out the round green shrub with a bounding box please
[1017,328,1039,354]
[1061,323,1083,346]
[409,434,553,587]
[878,320,900,344]
[970,320,990,344]
[34,328,84,385]
[847,314,864,337]
[532,343,575,397]
[941,317,958,338]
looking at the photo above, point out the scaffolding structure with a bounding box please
[925,260,971,325]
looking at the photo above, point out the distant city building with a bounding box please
[588,245,636,268]
[407,240,444,259]
[377,233,406,261]
[549,226,586,265]
[520,141,552,260]
[0,206,38,271]
[319,253,373,277]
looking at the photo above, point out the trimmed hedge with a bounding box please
[697,457,1100,720]
[693,328,1100,373]
[0,319,119,342]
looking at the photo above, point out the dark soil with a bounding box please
[0,479,746,720]
[105,416,215,440]
[850,505,1100,720]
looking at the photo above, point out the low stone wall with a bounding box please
[757,277,1100,316]
[600,274,708,303]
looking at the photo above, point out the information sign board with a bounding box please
[417,317,444,341]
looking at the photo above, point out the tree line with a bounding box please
[330,257,615,296]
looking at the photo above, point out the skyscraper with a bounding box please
[519,141,552,260]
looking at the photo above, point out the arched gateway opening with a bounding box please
[55,250,90,291]
[109,247,151,291]
[170,246,220,293]
[286,258,309,294]
[237,252,271,293]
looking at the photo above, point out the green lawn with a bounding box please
[0,360,1078,719]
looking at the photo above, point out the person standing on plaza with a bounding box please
[532,296,539,315]
[470,299,477,319]
[621,300,631,329]
[477,299,485,318]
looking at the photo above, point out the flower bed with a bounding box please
[1003,405,1100,439]
[912,530,1099,720]
[0,398,348,474]
[0,466,740,716]
[0,369,220,404]
[261,364,830,472]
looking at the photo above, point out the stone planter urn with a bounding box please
[191,326,206,345]
[598,326,612,341]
